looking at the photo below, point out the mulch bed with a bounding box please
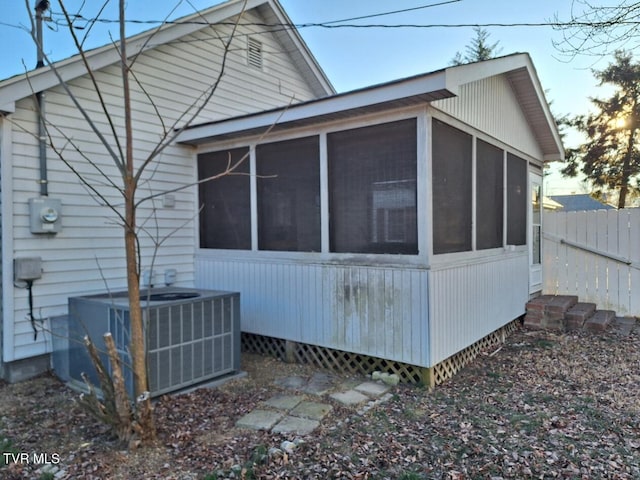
[2,325,639,479]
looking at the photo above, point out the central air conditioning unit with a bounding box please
[53,287,240,397]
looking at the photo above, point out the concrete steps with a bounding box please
[524,295,625,333]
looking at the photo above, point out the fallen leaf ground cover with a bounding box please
[1,325,639,479]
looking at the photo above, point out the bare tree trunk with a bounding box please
[79,334,134,444]
[132,392,155,447]
[120,0,156,443]
[104,334,135,443]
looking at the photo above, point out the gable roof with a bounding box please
[549,194,614,211]
[0,0,334,114]
[177,52,564,162]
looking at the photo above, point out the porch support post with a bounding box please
[420,367,435,389]
[285,340,298,363]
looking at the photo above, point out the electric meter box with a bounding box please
[29,198,62,234]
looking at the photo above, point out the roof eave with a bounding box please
[260,0,335,97]
[179,53,567,160]
[0,0,321,104]
[446,53,565,162]
[177,71,452,145]
[0,102,15,114]
[544,153,565,163]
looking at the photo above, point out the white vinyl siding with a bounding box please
[429,252,528,365]
[196,256,430,366]
[10,94,197,360]
[194,248,529,369]
[193,106,533,368]
[183,60,556,371]
[5,9,323,362]
[432,75,543,160]
[129,11,319,125]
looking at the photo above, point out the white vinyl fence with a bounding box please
[543,209,640,316]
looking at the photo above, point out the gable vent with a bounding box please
[247,37,263,69]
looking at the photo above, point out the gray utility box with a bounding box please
[54,287,240,397]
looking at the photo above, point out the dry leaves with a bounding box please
[1,326,639,479]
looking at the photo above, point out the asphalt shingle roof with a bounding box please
[548,194,614,212]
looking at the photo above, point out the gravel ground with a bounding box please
[1,324,639,479]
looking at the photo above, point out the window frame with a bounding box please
[327,118,419,255]
[255,135,321,252]
[506,152,528,247]
[195,108,537,266]
[476,138,505,250]
[428,112,534,263]
[431,118,473,255]
[197,147,252,250]
[196,110,426,266]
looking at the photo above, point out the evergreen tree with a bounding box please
[562,51,640,208]
[451,27,502,65]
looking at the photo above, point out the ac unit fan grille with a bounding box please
[62,288,240,398]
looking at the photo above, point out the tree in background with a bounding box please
[562,51,640,208]
[451,26,502,65]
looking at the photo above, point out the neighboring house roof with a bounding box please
[543,196,564,210]
[548,194,614,211]
[177,52,564,162]
[0,0,335,113]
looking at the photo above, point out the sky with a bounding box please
[0,1,626,195]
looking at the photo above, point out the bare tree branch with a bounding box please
[136,95,293,207]
[126,0,185,71]
[134,1,250,182]
[7,101,127,227]
[553,1,640,59]
[19,0,286,446]
[23,1,127,173]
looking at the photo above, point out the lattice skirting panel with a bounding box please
[430,319,519,386]
[291,342,425,383]
[241,332,287,360]
[241,320,519,386]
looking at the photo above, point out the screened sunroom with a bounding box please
[178,53,563,384]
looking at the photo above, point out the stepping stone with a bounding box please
[272,416,319,435]
[263,395,304,410]
[303,372,336,395]
[274,376,307,390]
[355,381,391,398]
[236,409,284,431]
[614,316,636,336]
[330,389,369,406]
[339,379,362,391]
[290,401,332,420]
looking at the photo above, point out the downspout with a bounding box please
[35,0,49,196]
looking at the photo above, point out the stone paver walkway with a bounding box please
[235,372,395,435]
